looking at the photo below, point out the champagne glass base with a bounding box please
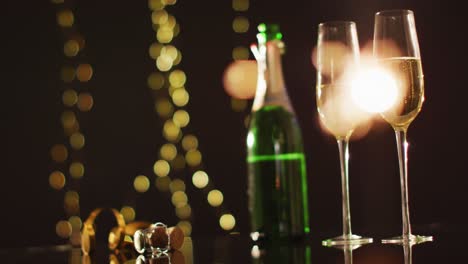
[322,234,373,248]
[381,234,433,245]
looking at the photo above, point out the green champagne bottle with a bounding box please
[247,23,310,242]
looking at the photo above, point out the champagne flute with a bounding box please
[316,21,373,247]
[373,9,433,244]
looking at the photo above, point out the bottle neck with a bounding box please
[252,40,294,113]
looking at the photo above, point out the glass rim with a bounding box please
[375,9,414,17]
[318,21,356,28]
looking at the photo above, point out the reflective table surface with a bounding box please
[0,229,464,263]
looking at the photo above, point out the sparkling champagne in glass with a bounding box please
[316,21,373,247]
[373,9,433,244]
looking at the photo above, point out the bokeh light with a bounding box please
[163,120,181,142]
[170,179,186,193]
[57,10,74,27]
[61,111,77,129]
[185,149,202,167]
[70,132,85,150]
[56,220,72,238]
[62,89,78,107]
[64,40,80,57]
[157,27,174,44]
[172,109,190,127]
[171,191,188,208]
[160,143,177,161]
[232,16,249,33]
[149,43,164,59]
[192,170,209,189]
[155,98,174,118]
[182,135,198,151]
[171,88,189,107]
[153,159,171,177]
[219,214,236,231]
[169,70,186,88]
[61,66,75,82]
[233,0,249,11]
[64,191,80,215]
[157,54,173,71]
[148,0,165,11]
[77,93,93,112]
[69,161,84,179]
[176,204,191,219]
[76,64,93,82]
[147,72,165,90]
[231,98,248,112]
[171,154,186,170]
[232,46,250,60]
[152,10,168,25]
[120,206,136,223]
[223,60,257,99]
[162,45,178,62]
[177,221,192,236]
[68,216,82,231]
[208,190,224,207]
[155,176,171,192]
[134,175,150,193]
[51,144,68,163]
[49,171,66,190]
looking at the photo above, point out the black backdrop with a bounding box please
[2,0,467,248]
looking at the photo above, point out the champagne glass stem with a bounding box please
[337,138,352,237]
[395,129,412,238]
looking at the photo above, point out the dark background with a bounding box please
[2,0,466,249]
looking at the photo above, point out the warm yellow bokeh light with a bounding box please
[149,43,164,60]
[61,66,75,82]
[171,191,188,208]
[170,179,185,193]
[134,175,150,193]
[69,161,84,179]
[62,89,78,107]
[176,204,191,219]
[76,64,93,82]
[155,98,174,118]
[223,60,257,99]
[163,120,181,142]
[173,110,190,127]
[351,68,398,113]
[207,190,224,207]
[51,144,68,163]
[192,170,209,189]
[57,10,74,27]
[78,93,94,112]
[171,88,189,107]
[120,206,136,223]
[155,176,171,192]
[49,171,66,190]
[61,110,76,129]
[148,0,165,11]
[177,221,192,236]
[182,135,198,151]
[157,54,173,71]
[160,143,177,161]
[162,15,176,30]
[162,45,178,62]
[153,159,170,177]
[162,0,177,5]
[152,10,168,25]
[232,16,249,33]
[233,0,249,11]
[64,120,80,136]
[186,149,202,167]
[56,220,72,238]
[219,214,236,231]
[231,98,248,112]
[147,72,165,90]
[68,216,82,231]
[64,191,80,214]
[157,27,174,44]
[171,154,186,170]
[64,40,80,57]
[168,70,186,88]
[232,46,250,60]
[173,50,182,65]
[70,132,85,150]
